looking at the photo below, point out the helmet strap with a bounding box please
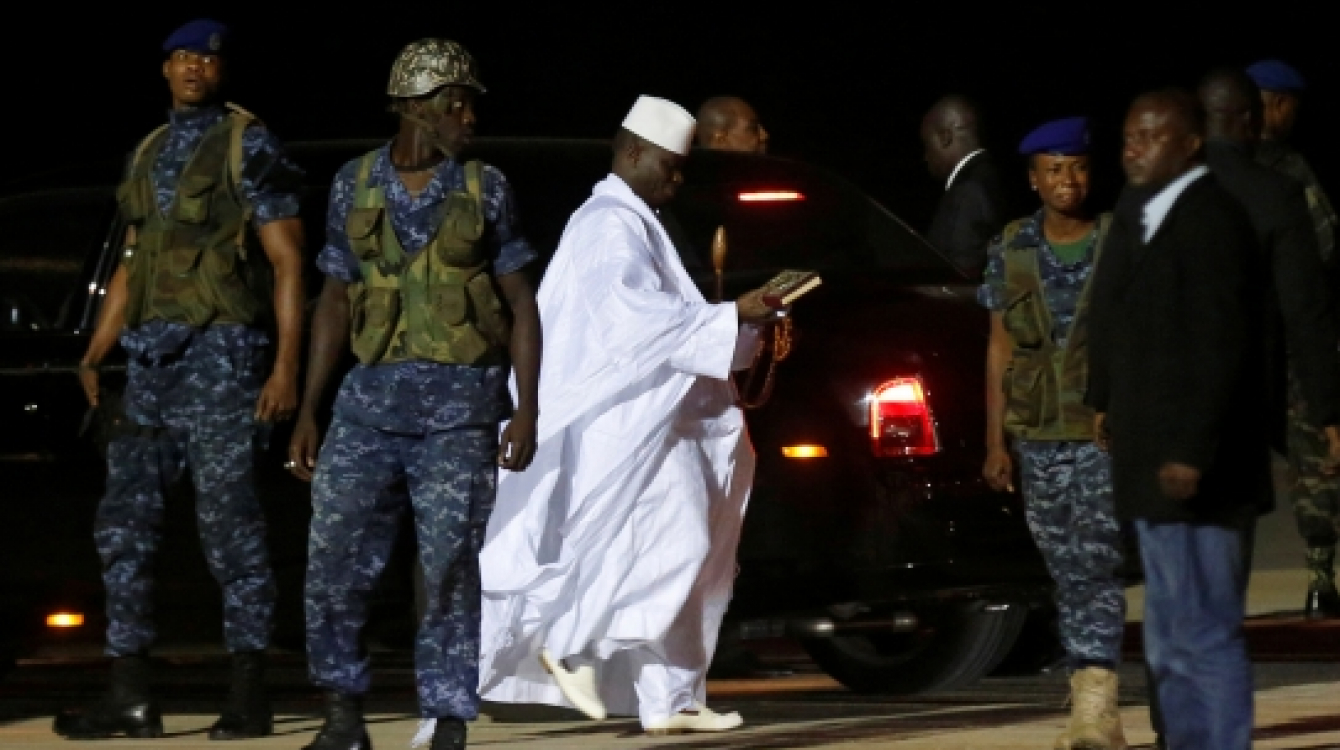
[399,95,454,159]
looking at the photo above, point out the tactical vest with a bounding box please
[344,153,510,366]
[115,104,270,330]
[999,214,1110,442]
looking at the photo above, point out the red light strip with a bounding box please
[738,190,804,203]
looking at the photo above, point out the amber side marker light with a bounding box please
[47,612,85,628]
[738,190,805,203]
[782,445,829,459]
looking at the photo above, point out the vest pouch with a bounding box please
[1002,290,1046,349]
[350,286,402,364]
[466,272,511,346]
[347,207,384,261]
[172,175,215,224]
[202,243,238,277]
[435,192,485,266]
[430,322,492,365]
[115,178,154,223]
[444,191,484,241]
[202,243,266,325]
[431,285,468,326]
[1003,360,1046,435]
[170,242,204,276]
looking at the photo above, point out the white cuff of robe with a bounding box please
[668,302,739,381]
[731,323,764,371]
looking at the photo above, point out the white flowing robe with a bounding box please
[478,174,756,722]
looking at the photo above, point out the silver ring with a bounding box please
[283,459,297,469]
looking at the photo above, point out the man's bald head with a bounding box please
[695,96,769,154]
[920,95,984,182]
[1199,68,1262,146]
[1122,88,1206,188]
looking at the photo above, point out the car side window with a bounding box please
[0,188,117,332]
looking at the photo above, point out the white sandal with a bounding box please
[644,705,744,735]
[539,649,607,721]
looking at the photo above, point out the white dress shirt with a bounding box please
[945,148,986,191]
[1141,164,1209,242]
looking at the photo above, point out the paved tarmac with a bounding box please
[2,661,1339,748]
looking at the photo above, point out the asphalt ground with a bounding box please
[2,653,1339,748]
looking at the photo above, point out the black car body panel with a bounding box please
[0,138,1049,686]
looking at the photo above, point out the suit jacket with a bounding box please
[927,151,1008,276]
[1207,140,1340,447]
[1087,173,1271,524]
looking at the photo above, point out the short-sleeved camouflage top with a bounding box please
[318,143,537,435]
[977,212,1099,348]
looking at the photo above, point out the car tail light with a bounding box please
[869,377,939,457]
[738,190,804,203]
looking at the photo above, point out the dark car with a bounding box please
[0,138,1051,692]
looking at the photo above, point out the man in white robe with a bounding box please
[476,95,777,734]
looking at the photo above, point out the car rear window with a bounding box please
[670,150,966,284]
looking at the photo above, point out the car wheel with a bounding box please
[989,604,1064,676]
[801,602,1027,694]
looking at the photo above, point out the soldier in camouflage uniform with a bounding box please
[286,39,541,750]
[980,118,1126,750]
[54,19,305,741]
[1247,59,1340,618]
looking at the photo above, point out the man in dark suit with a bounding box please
[921,95,1008,276]
[1200,67,1340,608]
[1088,89,1267,750]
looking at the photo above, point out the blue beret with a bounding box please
[1247,59,1306,93]
[1018,116,1090,156]
[162,19,228,56]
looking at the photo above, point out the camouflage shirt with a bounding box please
[119,104,302,396]
[977,212,1099,348]
[1257,139,1337,266]
[317,143,537,434]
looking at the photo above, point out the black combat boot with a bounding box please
[53,653,164,739]
[208,650,273,740]
[429,718,467,750]
[303,692,372,750]
[1305,545,1340,619]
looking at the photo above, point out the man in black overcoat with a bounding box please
[1087,89,1268,750]
[921,95,1008,276]
[1198,70,1340,449]
[1201,69,1340,619]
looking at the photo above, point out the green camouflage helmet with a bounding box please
[387,39,485,98]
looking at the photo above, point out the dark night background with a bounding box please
[3,3,1335,230]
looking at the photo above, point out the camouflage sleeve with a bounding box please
[314,159,362,283]
[237,123,304,227]
[976,231,1008,312]
[481,165,538,277]
[1305,184,1337,265]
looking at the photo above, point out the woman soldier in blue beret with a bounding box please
[978,117,1128,750]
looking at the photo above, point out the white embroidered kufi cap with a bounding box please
[621,95,696,156]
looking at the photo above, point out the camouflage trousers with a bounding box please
[1016,440,1125,665]
[1286,373,1340,548]
[95,349,275,657]
[305,415,497,720]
